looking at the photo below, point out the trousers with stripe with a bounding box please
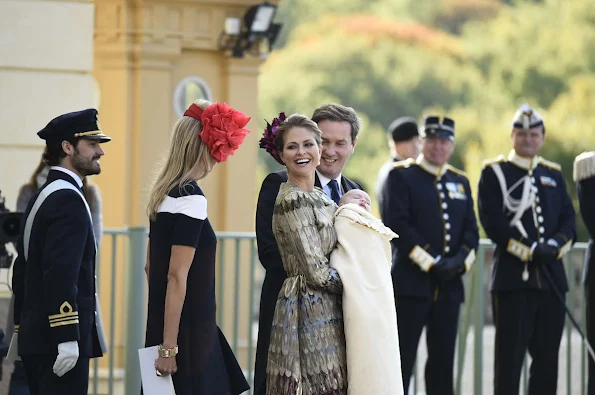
[492,290,565,395]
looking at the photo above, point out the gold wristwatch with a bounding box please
[158,344,178,358]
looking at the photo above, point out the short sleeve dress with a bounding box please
[145,181,249,395]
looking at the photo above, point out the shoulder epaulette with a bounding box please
[446,165,467,178]
[481,155,506,169]
[573,151,595,182]
[538,157,561,172]
[392,158,415,169]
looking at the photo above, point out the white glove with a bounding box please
[53,341,79,377]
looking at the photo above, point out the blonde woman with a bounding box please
[144,99,251,395]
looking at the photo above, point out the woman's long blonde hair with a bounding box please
[146,99,213,220]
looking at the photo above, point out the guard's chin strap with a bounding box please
[491,164,537,281]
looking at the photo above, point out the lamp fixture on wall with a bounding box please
[218,2,282,59]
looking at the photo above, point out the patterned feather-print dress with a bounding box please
[266,183,347,395]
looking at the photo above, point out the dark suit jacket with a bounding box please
[578,175,595,284]
[12,169,103,358]
[252,169,362,395]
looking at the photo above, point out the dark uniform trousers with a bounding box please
[575,152,595,394]
[22,356,89,395]
[379,156,479,395]
[12,170,104,395]
[396,296,460,394]
[479,153,576,395]
[492,290,565,395]
[253,170,362,395]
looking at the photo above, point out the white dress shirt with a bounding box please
[50,166,83,188]
[316,170,344,197]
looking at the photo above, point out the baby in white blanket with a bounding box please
[331,190,404,395]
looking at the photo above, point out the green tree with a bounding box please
[258,15,495,216]
[463,0,595,108]
[259,0,595,240]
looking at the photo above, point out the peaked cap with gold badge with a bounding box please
[37,109,111,143]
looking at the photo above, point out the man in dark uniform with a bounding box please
[253,103,363,395]
[379,116,479,395]
[376,116,421,210]
[12,109,110,394]
[574,151,595,394]
[478,104,576,395]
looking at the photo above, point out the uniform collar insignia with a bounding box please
[508,150,539,171]
[416,155,448,177]
[540,176,557,187]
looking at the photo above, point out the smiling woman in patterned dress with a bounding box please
[262,113,347,395]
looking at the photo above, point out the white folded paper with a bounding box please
[6,334,20,363]
[138,346,175,395]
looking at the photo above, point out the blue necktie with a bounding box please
[328,179,341,205]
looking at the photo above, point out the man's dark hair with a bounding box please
[312,103,361,143]
[43,138,80,166]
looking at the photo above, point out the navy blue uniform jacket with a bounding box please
[379,156,479,303]
[478,153,576,292]
[575,152,595,284]
[12,169,103,358]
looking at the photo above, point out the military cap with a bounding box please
[37,109,111,143]
[387,116,419,143]
[421,115,455,141]
[512,104,544,130]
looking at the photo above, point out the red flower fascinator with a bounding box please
[184,102,251,162]
[259,112,287,165]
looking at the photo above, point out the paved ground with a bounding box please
[410,325,587,395]
[0,322,588,395]
[0,300,587,394]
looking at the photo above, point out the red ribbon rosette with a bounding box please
[184,102,251,162]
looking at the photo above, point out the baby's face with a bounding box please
[340,190,372,212]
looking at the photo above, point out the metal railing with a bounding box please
[90,228,262,395]
[448,240,590,395]
[91,229,590,395]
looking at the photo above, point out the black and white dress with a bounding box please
[144,181,249,395]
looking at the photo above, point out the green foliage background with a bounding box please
[257,0,594,240]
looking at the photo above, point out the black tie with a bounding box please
[328,179,341,205]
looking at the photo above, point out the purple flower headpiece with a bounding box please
[259,112,287,165]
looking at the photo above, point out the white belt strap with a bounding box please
[22,179,107,353]
[491,163,535,237]
[491,164,538,282]
[24,180,95,260]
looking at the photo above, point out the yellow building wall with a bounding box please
[0,0,97,212]
[91,0,276,391]
[0,0,274,391]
